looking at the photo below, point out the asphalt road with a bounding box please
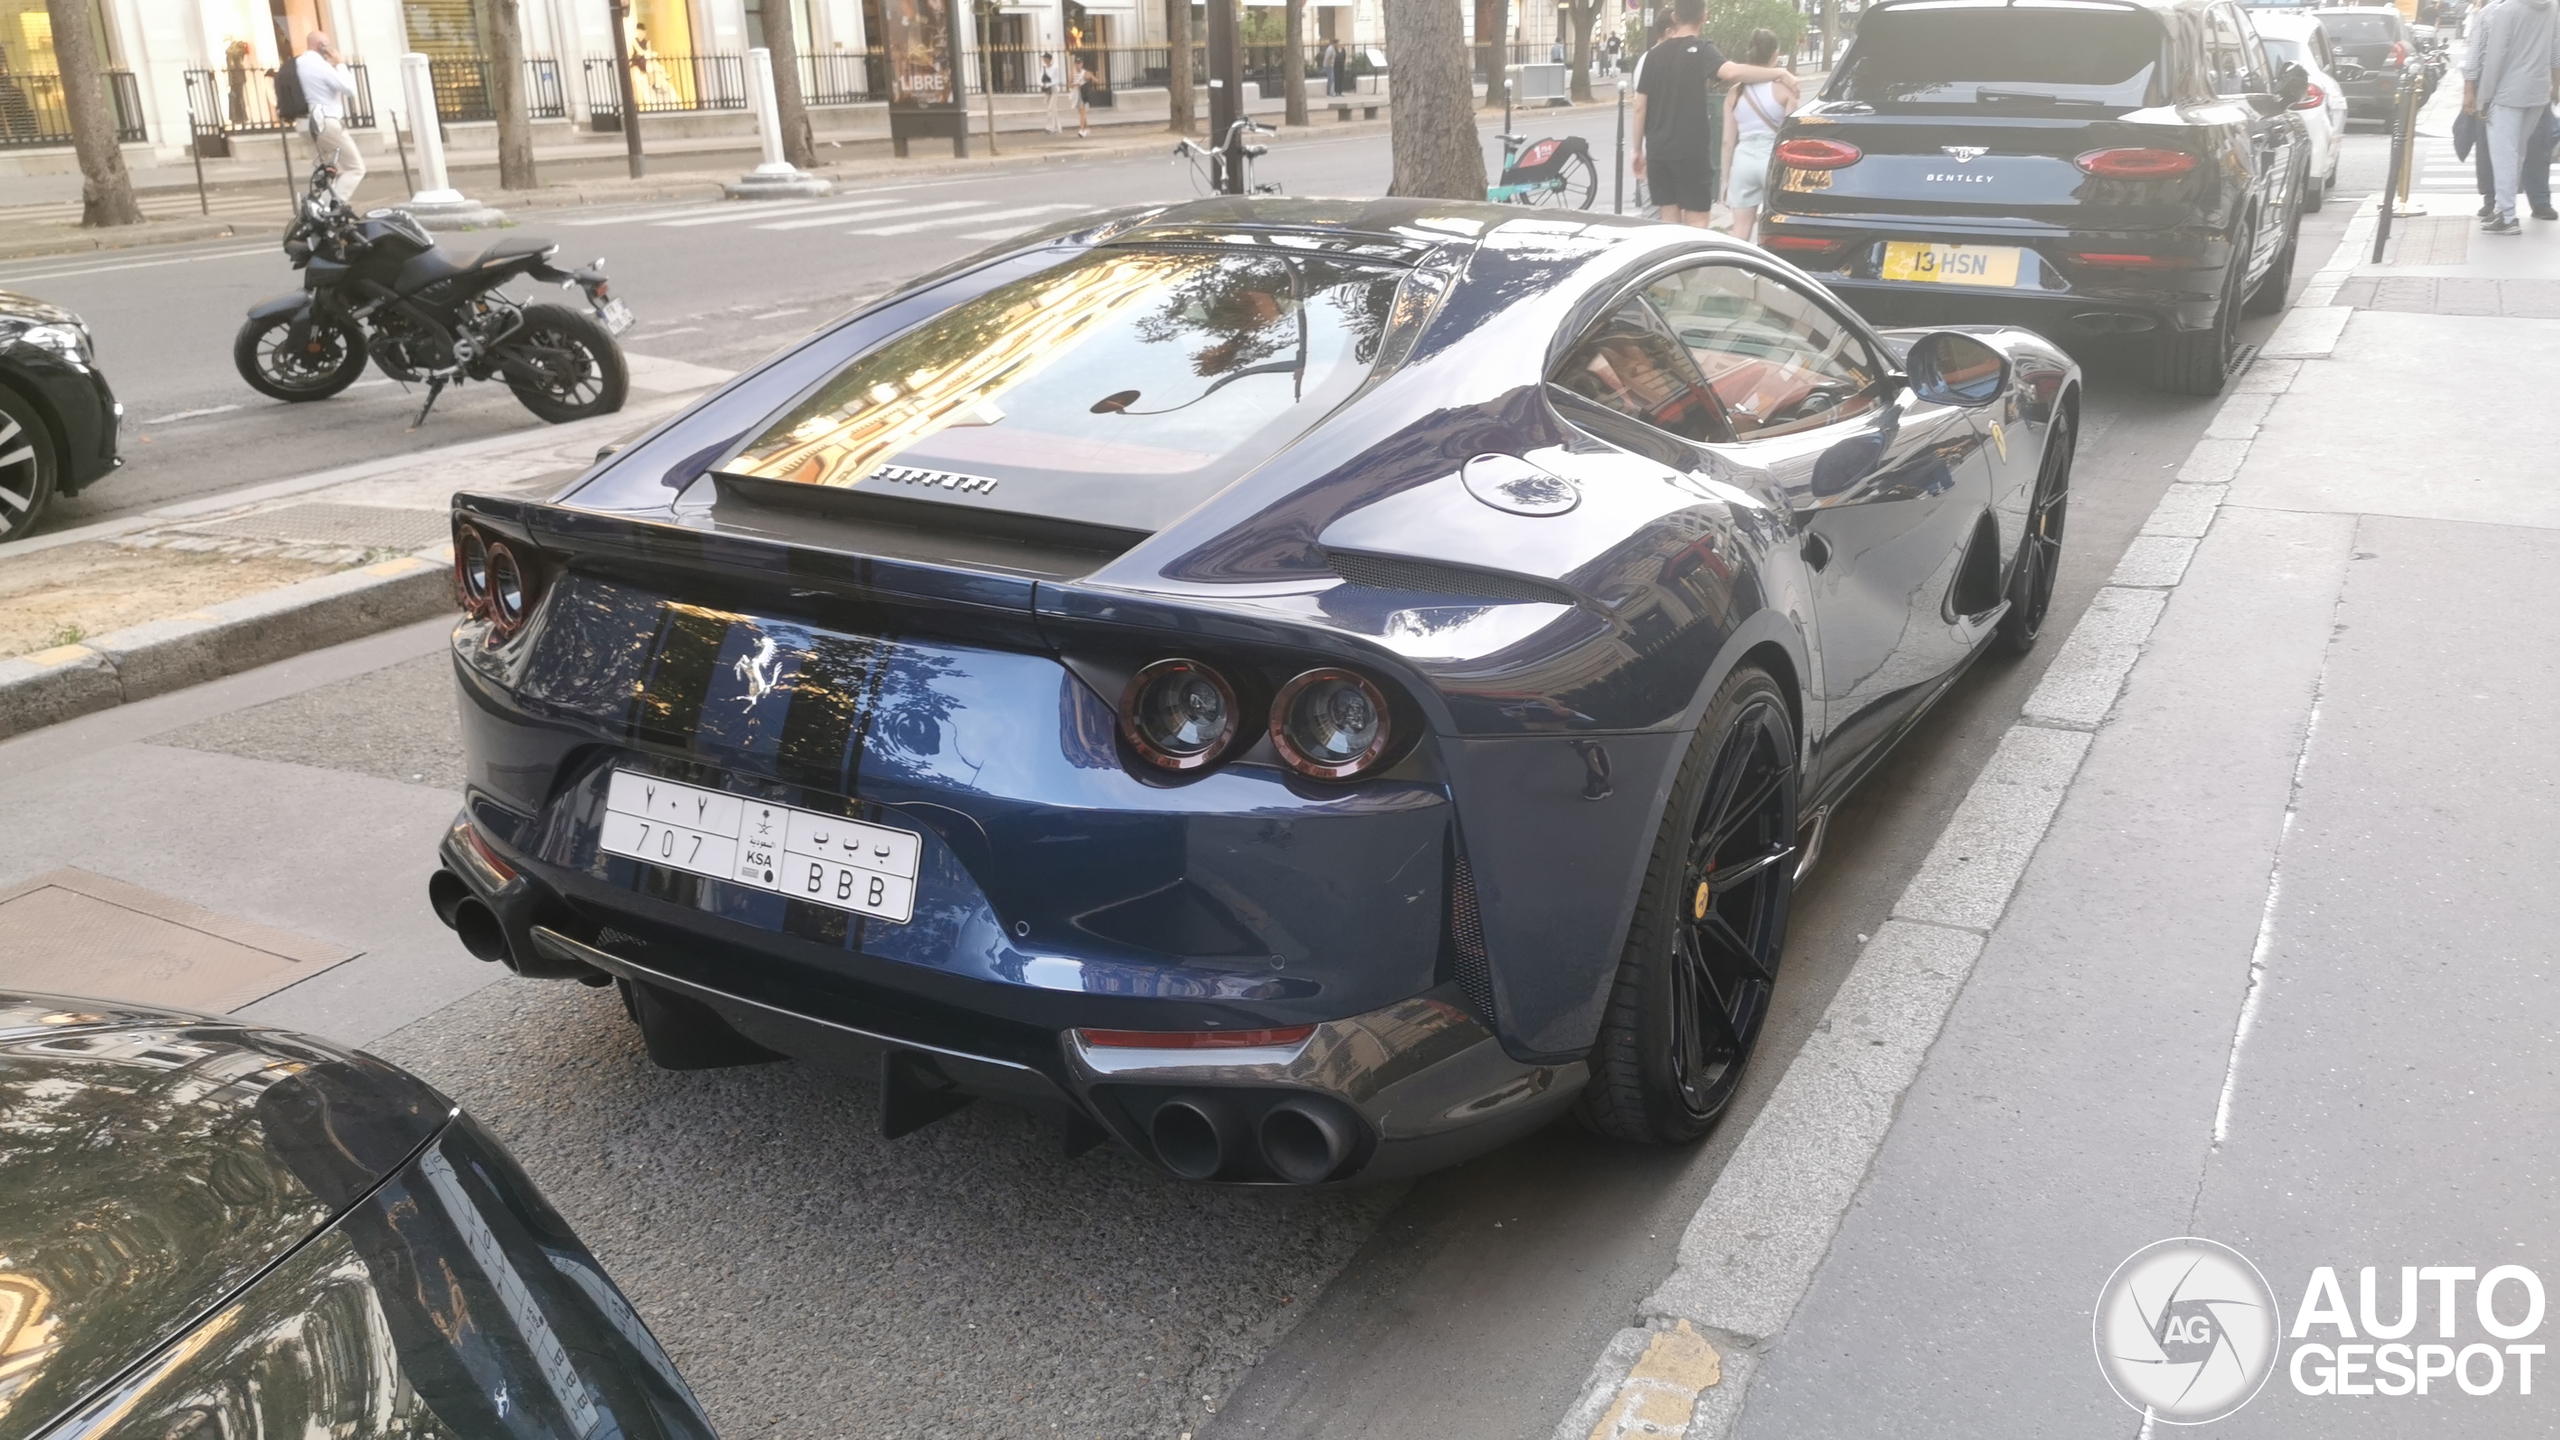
[4,119,2404,1439]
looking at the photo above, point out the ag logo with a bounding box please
[2094,1237,2283,1424]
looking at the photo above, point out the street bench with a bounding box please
[1331,101,1382,120]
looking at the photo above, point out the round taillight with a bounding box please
[1271,669,1392,780]
[2075,148,2198,179]
[486,542,529,634]
[1121,659,1240,771]
[1772,137,1862,170]
[455,524,490,613]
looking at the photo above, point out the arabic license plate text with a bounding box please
[600,770,919,923]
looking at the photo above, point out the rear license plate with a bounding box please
[600,770,920,923]
[594,297,635,334]
[1881,242,2024,287]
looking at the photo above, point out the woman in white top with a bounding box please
[1720,29,1798,244]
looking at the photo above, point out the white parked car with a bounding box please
[2251,10,2351,209]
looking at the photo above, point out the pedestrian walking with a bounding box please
[1320,41,1341,96]
[295,31,365,205]
[2461,99,2558,217]
[1073,53,1095,138]
[1720,29,1797,242]
[1040,51,1065,134]
[1632,0,1793,228]
[1603,33,1623,76]
[2462,0,2560,232]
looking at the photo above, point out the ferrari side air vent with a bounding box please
[1448,855,1497,1028]
[1327,550,1577,607]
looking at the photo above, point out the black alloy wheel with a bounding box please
[1578,665,1799,1144]
[1997,407,2075,654]
[234,309,369,402]
[503,304,629,424]
[1525,150,1600,210]
[0,388,58,543]
[2152,228,2247,397]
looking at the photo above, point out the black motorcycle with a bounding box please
[236,163,633,426]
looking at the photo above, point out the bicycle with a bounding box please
[1488,132,1598,209]
[1174,117,1283,196]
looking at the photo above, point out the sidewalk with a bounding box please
[1556,189,2560,1435]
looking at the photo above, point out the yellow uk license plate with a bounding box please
[1881,242,2024,287]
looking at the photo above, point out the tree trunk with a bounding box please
[1567,0,1594,102]
[1282,0,1308,125]
[477,0,537,189]
[1384,0,1485,199]
[44,0,141,226]
[759,0,819,168]
[1474,0,1506,110]
[1165,0,1194,134]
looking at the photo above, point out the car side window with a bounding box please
[1549,299,1731,445]
[1640,264,1886,440]
[2240,24,2275,94]
[2207,6,2251,95]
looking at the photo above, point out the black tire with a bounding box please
[1577,665,1798,1144]
[2151,223,2248,396]
[234,308,369,402]
[0,388,59,543]
[2300,165,2327,213]
[1526,150,1599,210]
[2244,212,2298,317]
[1996,406,2074,655]
[502,304,629,424]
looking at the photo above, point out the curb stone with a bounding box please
[0,549,455,741]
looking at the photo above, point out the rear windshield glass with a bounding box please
[2318,11,2398,41]
[1835,7,2166,108]
[720,246,1404,535]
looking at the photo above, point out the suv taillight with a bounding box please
[2390,40,2407,66]
[2075,147,2199,179]
[1772,137,1862,170]
[2292,82,2325,110]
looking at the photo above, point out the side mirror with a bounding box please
[2277,59,2310,107]
[1904,332,2010,408]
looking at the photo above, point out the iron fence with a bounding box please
[183,63,375,147]
[0,69,148,149]
[425,57,568,123]
[581,52,748,121]
[800,49,887,103]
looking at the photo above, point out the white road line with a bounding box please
[749,307,810,320]
[658,198,899,228]
[633,325,703,337]
[840,201,1023,235]
[139,403,244,424]
[0,244,275,284]
[935,205,1093,239]
[551,202,753,227]
[765,199,992,232]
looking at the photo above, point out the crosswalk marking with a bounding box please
[833,201,1014,234]
[842,201,1093,236]
[659,197,901,228]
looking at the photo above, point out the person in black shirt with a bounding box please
[1633,0,1792,227]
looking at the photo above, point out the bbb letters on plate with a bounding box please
[600,770,921,923]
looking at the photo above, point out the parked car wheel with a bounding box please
[1577,665,1798,1145]
[2244,209,2300,317]
[2153,229,2249,396]
[1997,409,2075,655]
[2301,167,2327,212]
[0,386,58,542]
[235,309,369,401]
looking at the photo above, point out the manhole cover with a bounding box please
[0,869,352,1012]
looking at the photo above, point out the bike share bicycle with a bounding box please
[1175,117,1283,195]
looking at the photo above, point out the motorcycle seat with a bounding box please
[466,235,555,269]
[394,235,556,295]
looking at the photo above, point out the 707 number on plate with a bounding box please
[598,770,921,923]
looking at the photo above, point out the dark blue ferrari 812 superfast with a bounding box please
[429,197,2077,1185]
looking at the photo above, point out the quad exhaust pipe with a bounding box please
[1146,1091,1365,1184]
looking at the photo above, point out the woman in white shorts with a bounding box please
[1721,29,1798,244]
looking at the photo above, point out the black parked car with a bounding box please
[2313,5,2416,117]
[428,198,2078,1186]
[1756,0,2310,396]
[0,992,719,1439]
[0,291,119,541]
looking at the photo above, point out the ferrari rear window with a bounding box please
[1835,8,2167,108]
[719,245,1404,535]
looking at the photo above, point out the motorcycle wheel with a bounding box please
[234,309,369,402]
[502,304,629,425]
